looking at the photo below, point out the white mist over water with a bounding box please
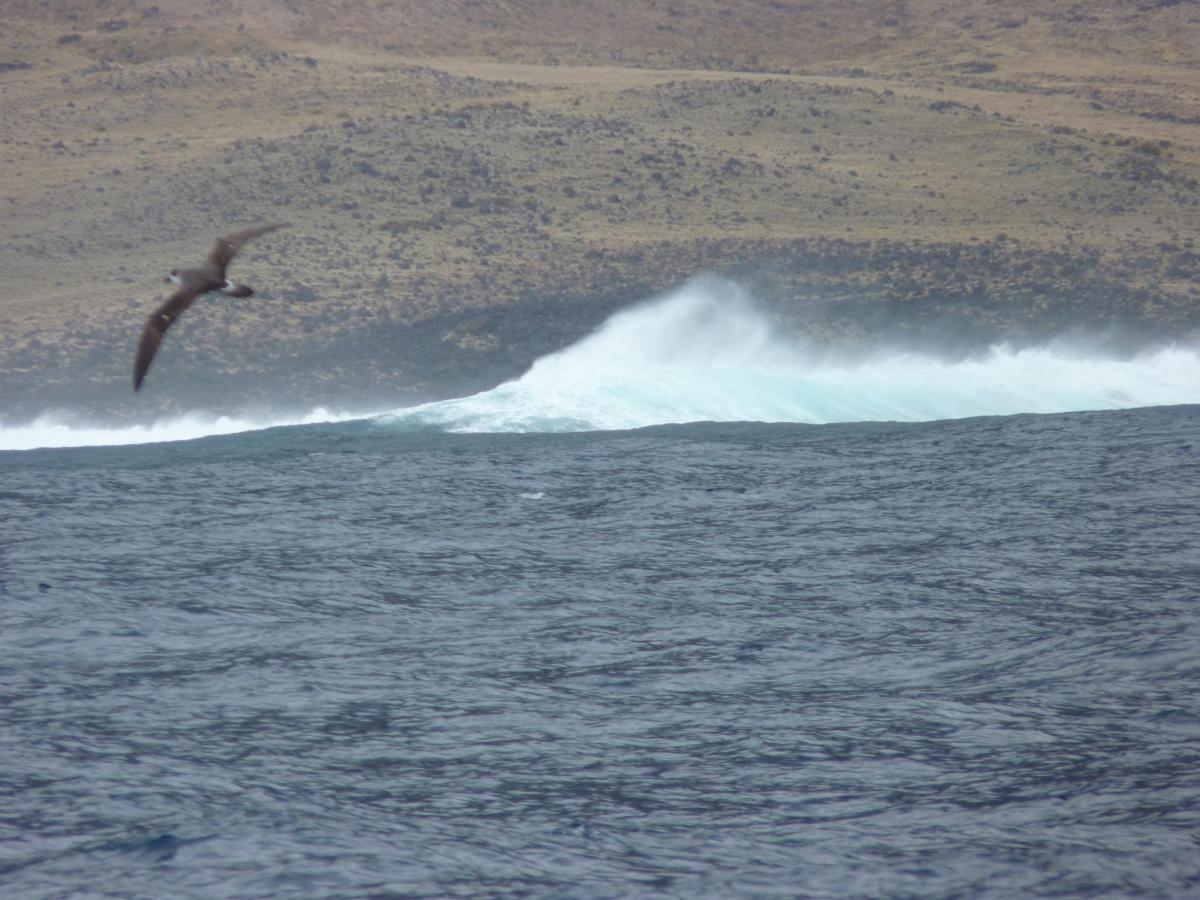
[387,277,1200,433]
[0,409,359,452]
[2,277,1197,450]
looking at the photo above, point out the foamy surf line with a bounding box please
[0,409,362,452]
[5,277,1198,449]
[382,278,1200,433]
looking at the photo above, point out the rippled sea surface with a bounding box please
[3,406,1199,898]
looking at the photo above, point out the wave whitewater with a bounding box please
[386,278,1200,433]
[3,277,1198,450]
[0,409,358,452]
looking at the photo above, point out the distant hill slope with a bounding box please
[1,1,1197,421]
[8,1,1198,70]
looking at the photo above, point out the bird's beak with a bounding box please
[164,276,172,284]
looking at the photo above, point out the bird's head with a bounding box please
[165,270,181,286]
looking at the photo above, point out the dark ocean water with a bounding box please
[2,403,1199,898]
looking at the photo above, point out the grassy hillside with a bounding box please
[1,1,1197,421]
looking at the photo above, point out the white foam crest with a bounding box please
[0,408,359,452]
[6,278,1197,448]
[385,277,1200,433]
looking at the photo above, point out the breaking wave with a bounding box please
[0,409,358,452]
[4,277,1197,450]
[384,278,1200,433]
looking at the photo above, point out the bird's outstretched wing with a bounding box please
[133,285,204,391]
[206,222,290,276]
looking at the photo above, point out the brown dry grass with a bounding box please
[0,1,1197,418]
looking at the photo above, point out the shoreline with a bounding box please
[2,3,1197,423]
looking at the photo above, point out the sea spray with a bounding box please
[386,277,1200,433]
[0,408,359,452]
[4,277,1198,450]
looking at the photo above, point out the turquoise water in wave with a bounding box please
[2,281,1199,897]
[390,280,1200,433]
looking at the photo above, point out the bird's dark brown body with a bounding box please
[133,223,290,391]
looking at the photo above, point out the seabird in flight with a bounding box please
[133,223,291,391]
